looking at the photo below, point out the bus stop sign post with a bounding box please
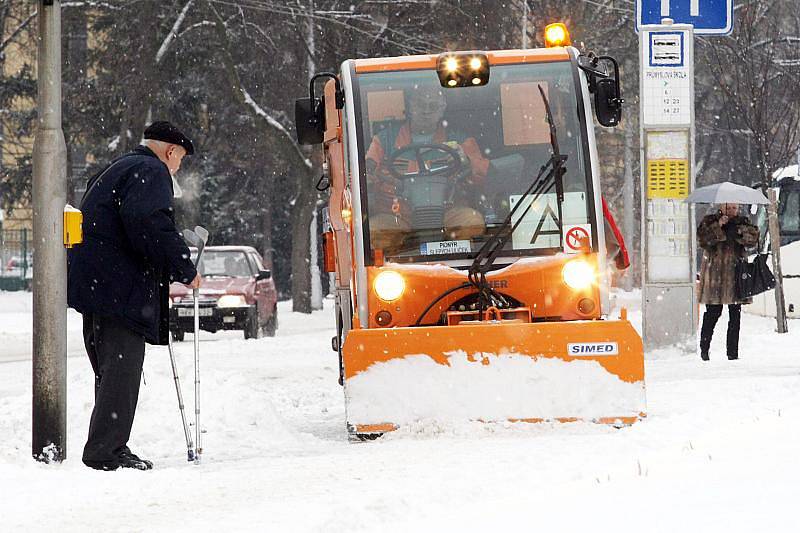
[639,19,697,351]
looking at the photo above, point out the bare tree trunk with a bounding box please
[310,206,323,310]
[261,178,274,271]
[292,0,318,314]
[291,164,317,313]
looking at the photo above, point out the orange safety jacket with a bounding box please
[365,123,490,185]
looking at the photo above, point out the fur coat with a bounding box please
[697,212,759,305]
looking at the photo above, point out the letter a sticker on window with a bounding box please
[510,194,561,250]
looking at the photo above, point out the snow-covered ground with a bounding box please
[1,290,799,532]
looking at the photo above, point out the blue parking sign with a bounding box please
[637,0,733,35]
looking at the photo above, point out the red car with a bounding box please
[169,246,278,340]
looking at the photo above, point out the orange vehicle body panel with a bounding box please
[365,254,602,329]
[342,317,644,382]
[323,80,354,290]
[354,48,571,73]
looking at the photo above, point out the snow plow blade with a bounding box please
[342,319,645,436]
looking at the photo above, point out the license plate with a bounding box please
[420,240,471,255]
[178,308,213,317]
[223,316,236,323]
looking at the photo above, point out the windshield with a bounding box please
[755,185,800,247]
[779,187,800,241]
[195,251,253,277]
[355,60,592,262]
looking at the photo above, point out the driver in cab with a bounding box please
[365,86,490,252]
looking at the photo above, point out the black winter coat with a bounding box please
[68,146,197,345]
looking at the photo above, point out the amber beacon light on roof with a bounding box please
[544,23,571,47]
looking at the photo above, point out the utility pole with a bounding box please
[32,0,68,462]
[623,103,635,291]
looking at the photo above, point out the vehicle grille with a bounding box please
[177,296,218,306]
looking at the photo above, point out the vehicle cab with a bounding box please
[303,45,625,337]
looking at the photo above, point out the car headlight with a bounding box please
[562,260,595,290]
[217,295,247,308]
[373,270,405,302]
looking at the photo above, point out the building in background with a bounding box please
[1,3,89,231]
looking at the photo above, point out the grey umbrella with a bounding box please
[684,181,769,205]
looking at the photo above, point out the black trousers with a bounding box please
[699,304,742,358]
[82,312,145,466]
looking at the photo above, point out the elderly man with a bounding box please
[68,121,201,470]
[365,85,489,252]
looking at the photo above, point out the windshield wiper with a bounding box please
[466,84,567,318]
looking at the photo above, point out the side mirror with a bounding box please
[256,269,272,281]
[294,72,344,146]
[295,97,324,145]
[595,78,622,127]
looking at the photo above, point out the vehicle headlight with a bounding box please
[217,295,247,308]
[562,260,595,290]
[373,270,405,302]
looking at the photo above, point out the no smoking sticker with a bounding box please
[563,224,592,254]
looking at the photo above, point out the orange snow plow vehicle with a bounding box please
[296,24,645,438]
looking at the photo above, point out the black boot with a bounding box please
[83,459,119,471]
[83,448,152,471]
[700,305,722,362]
[118,448,153,470]
[726,304,741,361]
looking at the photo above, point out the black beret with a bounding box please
[144,121,195,155]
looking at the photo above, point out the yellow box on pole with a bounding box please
[63,205,82,248]
[646,159,689,199]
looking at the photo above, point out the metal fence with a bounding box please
[0,229,32,291]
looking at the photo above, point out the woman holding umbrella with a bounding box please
[696,202,760,360]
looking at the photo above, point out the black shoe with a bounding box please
[700,351,709,361]
[83,459,119,471]
[727,354,739,360]
[118,450,153,470]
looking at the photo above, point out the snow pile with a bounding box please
[346,350,645,425]
[773,163,798,181]
[0,290,85,364]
